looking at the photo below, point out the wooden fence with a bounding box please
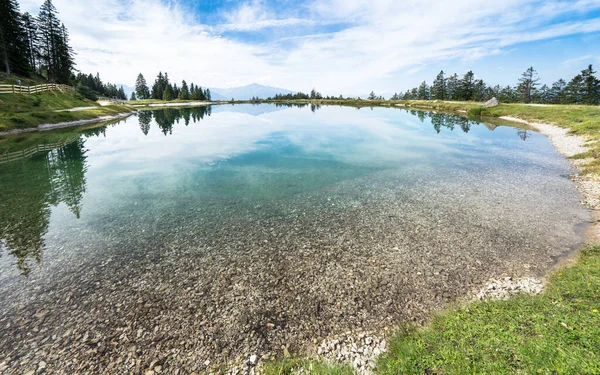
[0,83,75,95]
[0,136,78,164]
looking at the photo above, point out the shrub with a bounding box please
[467,107,485,116]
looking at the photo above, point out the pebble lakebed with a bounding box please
[0,112,593,375]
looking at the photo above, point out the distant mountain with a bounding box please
[117,82,294,101]
[117,84,135,99]
[210,83,295,100]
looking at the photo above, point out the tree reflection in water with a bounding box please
[0,138,88,276]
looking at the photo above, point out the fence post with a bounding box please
[12,85,15,94]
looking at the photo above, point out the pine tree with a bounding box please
[205,88,211,101]
[135,73,150,99]
[517,67,540,103]
[162,83,172,101]
[431,70,446,100]
[565,74,584,104]
[151,71,164,99]
[550,79,567,104]
[446,73,459,100]
[130,91,137,101]
[580,64,599,105]
[179,80,190,100]
[458,71,475,100]
[55,23,74,83]
[38,0,63,81]
[22,12,37,72]
[368,91,377,100]
[417,81,430,100]
[118,85,126,100]
[473,79,487,101]
[0,0,31,75]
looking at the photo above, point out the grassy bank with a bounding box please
[0,90,135,131]
[265,246,600,375]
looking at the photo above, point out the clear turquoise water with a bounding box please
[0,105,579,277]
[0,104,591,371]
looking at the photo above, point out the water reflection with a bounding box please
[0,105,543,276]
[0,139,88,276]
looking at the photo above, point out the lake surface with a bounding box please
[0,104,591,373]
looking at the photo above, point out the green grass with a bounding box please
[0,90,134,131]
[264,246,600,375]
[263,358,356,375]
[0,72,50,86]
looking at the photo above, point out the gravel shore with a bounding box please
[500,116,600,210]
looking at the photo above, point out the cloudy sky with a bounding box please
[18,0,600,96]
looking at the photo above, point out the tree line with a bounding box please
[1,0,127,100]
[1,0,74,83]
[73,72,127,100]
[132,72,212,101]
[391,65,600,104]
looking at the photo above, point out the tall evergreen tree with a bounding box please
[179,80,190,100]
[55,23,74,83]
[22,12,37,72]
[458,71,475,100]
[162,83,172,101]
[417,81,430,100]
[0,0,31,75]
[580,64,599,105]
[431,70,446,100]
[135,73,150,99]
[37,0,73,82]
[517,67,540,103]
[550,79,567,104]
[445,73,459,100]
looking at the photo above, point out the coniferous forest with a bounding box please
[393,66,600,105]
[0,0,127,100]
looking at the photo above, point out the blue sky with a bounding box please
[19,0,600,96]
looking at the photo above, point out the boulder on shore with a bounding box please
[484,97,499,108]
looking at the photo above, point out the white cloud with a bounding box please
[17,0,600,95]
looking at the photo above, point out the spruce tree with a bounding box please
[179,80,190,100]
[445,73,459,100]
[0,0,31,75]
[458,71,475,100]
[22,12,37,72]
[38,0,63,81]
[417,81,430,100]
[205,88,211,101]
[135,73,150,99]
[517,67,540,103]
[550,79,567,104]
[55,23,74,83]
[431,70,446,100]
[130,91,137,101]
[580,65,599,105]
[162,83,172,101]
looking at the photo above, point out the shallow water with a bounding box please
[0,104,591,373]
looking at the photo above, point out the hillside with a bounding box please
[0,80,135,132]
